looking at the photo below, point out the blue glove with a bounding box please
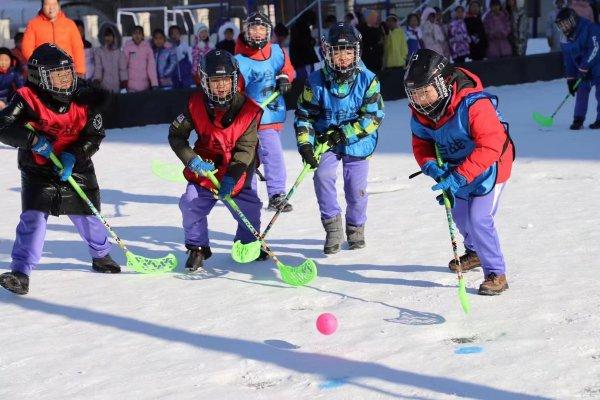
[421,160,448,180]
[187,156,215,175]
[31,135,53,158]
[55,152,76,181]
[431,171,467,196]
[218,175,236,197]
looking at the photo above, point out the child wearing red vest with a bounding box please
[169,49,264,272]
[405,49,514,295]
[0,44,119,295]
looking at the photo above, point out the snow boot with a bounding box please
[0,271,29,295]
[346,223,365,250]
[590,120,600,129]
[256,249,270,261]
[570,117,584,130]
[322,215,344,254]
[92,254,121,273]
[478,273,509,295]
[448,250,481,272]
[185,245,212,272]
[267,194,293,212]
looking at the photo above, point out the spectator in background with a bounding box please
[421,7,449,57]
[383,14,408,69]
[571,0,595,21]
[22,0,85,77]
[483,0,512,59]
[506,0,529,56]
[74,19,94,80]
[152,29,177,89]
[358,10,384,72]
[323,14,338,40]
[465,0,487,60]
[11,33,27,78]
[217,21,239,54]
[0,48,24,110]
[434,7,452,59]
[123,26,158,92]
[345,13,358,27]
[93,23,127,93]
[448,6,471,63]
[405,13,423,57]
[168,25,194,89]
[272,23,289,47]
[289,10,319,81]
[547,0,566,52]
[192,23,213,85]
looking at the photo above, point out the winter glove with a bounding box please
[318,127,346,147]
[31,135,53,158]
[55,152,76,181]
[276,74,291,94]
[578,68,590,81]
[218,175,236,197]
[298,143,319,169]
[188,156,215,176]
[431,171,467,196]
[567,79,579,96]
[421,160,448,180]
[436,192,455,208]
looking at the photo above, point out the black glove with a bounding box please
[298,143,319,169]
[276,74,291,94]
[568,79,579,96]
[318,127,346,147]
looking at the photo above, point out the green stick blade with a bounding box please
[231,240,262,263]
[458,278,470,314]
[532,112,554,127]
[277,258,317,287]
[151,160,187,183]
[126,251,179,274]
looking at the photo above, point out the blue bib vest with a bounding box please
[235,44,286,126]
[307,66,378,158]
[411,92,506,199]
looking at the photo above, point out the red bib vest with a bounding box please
[184,92,262,196]
[18,86,88,165]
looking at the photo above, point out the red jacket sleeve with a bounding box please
[280,48,296,83]
[456,98,507,183]
[412,134,436,167]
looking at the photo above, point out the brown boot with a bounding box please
[478,273,509,295]
[448,250,481,272]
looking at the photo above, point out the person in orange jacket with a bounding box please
[22,0,85,77]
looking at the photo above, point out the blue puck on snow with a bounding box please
[455,346,483,355]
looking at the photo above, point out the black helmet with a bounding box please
[243,11,272,49]
[27,43,77,104]
[321,22,362,81]
[555,7,579,40]
[200,49,240,107]
[404,48,455,121]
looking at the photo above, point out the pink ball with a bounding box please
[316,313,338,335]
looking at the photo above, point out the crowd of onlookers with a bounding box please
[0,0,596,110]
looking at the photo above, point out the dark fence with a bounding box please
[103,51,564,129]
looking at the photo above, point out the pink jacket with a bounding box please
[123,39,158,92]
[571,1,595,22]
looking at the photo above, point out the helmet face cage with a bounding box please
[556,15,576,38]
[322,40,361,77]
[244,20,271,48]
[30,64,77,102]
[200,70,238,107]
[405,74,451,119]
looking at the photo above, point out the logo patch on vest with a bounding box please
[93,114,103,130]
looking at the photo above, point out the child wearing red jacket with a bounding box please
[404,49,515,295]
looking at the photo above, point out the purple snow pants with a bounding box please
[257,128,287,197]
[574,81,600,121]
[10,210,111,276]
[313,152,369,226]
[179,182,262,247]
[451,183,507,276]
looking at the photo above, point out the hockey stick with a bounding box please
[231,142,330,263]
[532,79,581,127]
[408,170,422,179]
[49,153,178,274]
[434,145,470,314]
[204,170,317,287]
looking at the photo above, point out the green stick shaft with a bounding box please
[260,91,280,108]
[49,152,130,255]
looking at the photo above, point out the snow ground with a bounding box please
[1,78,599,400]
